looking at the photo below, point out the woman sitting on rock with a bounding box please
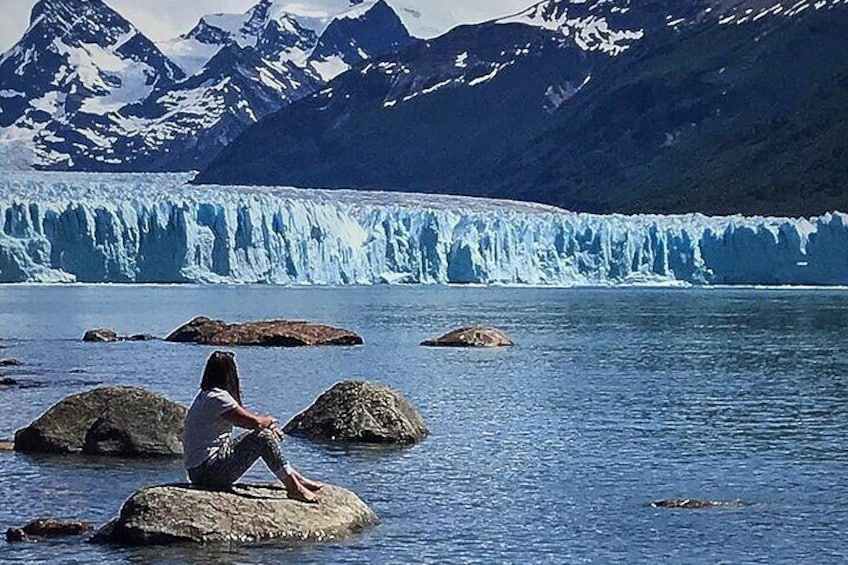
[183,351,322,503]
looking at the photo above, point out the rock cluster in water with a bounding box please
[165,316,363,347]
[83,329,156,342]
[92,483,377,545]
[284,381,428,444]
[14,386,186,457]
[421,326,513,347]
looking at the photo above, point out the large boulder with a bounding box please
[165,316,363,347]
[284,381,428,444]
[14,386,186,457]
[421,326,513,348]
[92,483,377,545]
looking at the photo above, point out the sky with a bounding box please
[0,0,535,52]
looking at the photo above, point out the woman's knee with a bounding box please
[254,428,278,442]
[249,428,281,453]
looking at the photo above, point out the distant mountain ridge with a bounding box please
[196,0,848,216]
[0,0,414,171]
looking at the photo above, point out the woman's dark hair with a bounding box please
[200,351,242,405]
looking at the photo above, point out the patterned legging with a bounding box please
[187,428,291,489]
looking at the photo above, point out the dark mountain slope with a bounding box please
[487,11,848,216]
[196,21,610,189]
[197,2,848,216]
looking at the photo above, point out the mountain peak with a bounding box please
[28,0,134,46]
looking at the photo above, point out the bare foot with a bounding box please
[293,471,324,492]
[283,475,322,504]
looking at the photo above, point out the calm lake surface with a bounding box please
[0,285,847,564]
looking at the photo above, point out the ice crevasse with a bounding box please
[1,172,846,285]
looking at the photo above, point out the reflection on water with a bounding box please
[0,286,847,563]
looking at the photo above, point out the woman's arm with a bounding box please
[222,404,276,430]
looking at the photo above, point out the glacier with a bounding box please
[1,172,847,286]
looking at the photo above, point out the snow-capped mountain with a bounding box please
[0,0,184,168]
[0,0,414,171]
[198,0,848,216]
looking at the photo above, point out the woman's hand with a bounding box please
[256,415,277,429]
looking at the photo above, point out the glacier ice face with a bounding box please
[1,172,846,286]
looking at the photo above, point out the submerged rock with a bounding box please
[126,334,156,341]
[421,326,513,348]
[651,499,745,509]
[92,483,377,545]
[5,528,28,542]
[165,316,363,347]
[83,329,119,342]
[6,519,93,542]
[14,386,186,457]
[284,381,428,444]
[0,359,23,366]
[0,377,18,386]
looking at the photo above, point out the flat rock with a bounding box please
[651,499,745,509]
[14,386,186,457]
[421,326,513,348]
[92,483,377,545]
[6,519,93,542]
[83,329,119,342]
[0,441,13,451]
[165,316,362,347]
[0,359,24,366]
[284,381,428,444]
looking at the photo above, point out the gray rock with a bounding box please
[92,483,377,545]
[284,381,428,444]
[421,326,513,348]
[83,329,119,342]
[14,386,186,457]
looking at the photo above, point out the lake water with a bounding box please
[0,285,847,564]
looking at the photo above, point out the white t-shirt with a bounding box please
[183,388,239,469]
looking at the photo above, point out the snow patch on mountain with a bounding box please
[498,1,645,56]
[717,0,848,25]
